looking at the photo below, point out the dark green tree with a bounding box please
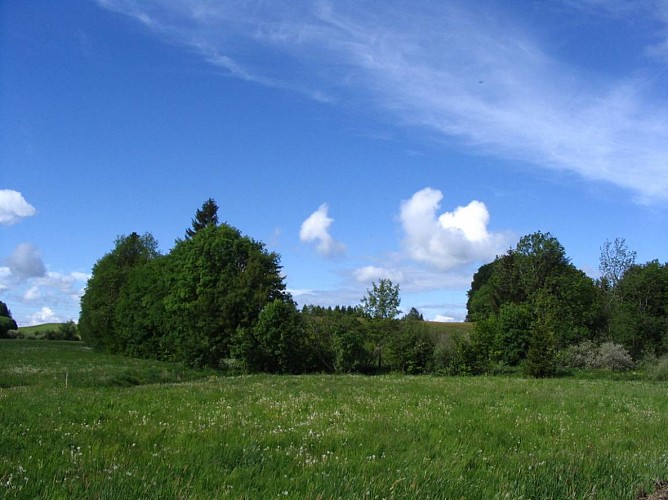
[0,316,18,338]
[185,198,219,238]
[234,299,308,373]
[162,223,286,367]
[114,257,169,359]
[466,231,601,371]
[79,232,160,351]
[403,307,424,321]
[0,300,12,319]
[610,260,668,357]
[386,319,434,374]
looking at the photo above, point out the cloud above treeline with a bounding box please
[300,203,346,257]
[399,188,507,271]
[7,243,46,280]
[0,190,36,225]
[0,242,89,326]
[97,0,668,203]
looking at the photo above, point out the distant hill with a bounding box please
[18,323,64,335]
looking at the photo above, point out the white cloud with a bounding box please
[23,285,41,301]
[6,243,46,280]
[96,0,668,203]
[299,203,346,257]
[399,188,507,271]
[353,265,404,284]
[0,190,37,225]
[432,314,457,323]
[28,307,61,326]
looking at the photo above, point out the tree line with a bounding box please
[462,232,667,376]
[78,200,668,376]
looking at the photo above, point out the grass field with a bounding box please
[1,340,667,498]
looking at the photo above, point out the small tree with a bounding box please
[361,279,401,320]
[524,291,558,377]
[403,307,424,321]
[599,237,636,296]
[361,279,401,371]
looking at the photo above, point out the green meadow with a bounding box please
[1,340,667,499]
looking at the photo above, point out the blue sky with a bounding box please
[2,0,668,326]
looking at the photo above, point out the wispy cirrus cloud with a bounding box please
[96,0,668,203]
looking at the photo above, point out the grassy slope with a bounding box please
[17,323,63,335]
[1,340,667,499]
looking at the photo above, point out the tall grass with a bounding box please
[1,340,667,498]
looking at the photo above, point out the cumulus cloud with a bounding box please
[353,265,404,284]
[7,243,47,280]
[400,188,507,271]
[299,203,346,257]
[0,190,37,225]
[28,307,61,326]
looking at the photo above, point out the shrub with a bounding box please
[592,341,635,371]
[646,355,668,381]
[561,340,598,369]
[0,316,18,338]
[4,329,19,339]
[562,340,634,371]
[524,329,558,378]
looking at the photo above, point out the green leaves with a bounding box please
[361,279,401,320]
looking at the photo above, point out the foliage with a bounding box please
[522,289,559,377]
[646,354,668,381]
[185,197,219,238]
[0,301,17,338]
[161,224,286,367]
[385,319,434,374]
[0,316,18,339]
[466,232,604,372]
[79,232,160,351]
[82,200,288,369]
[403,307,424,321]
[234,300,308,374]
[331,318,371,373]
[608,260,668,358]
[0,300,12,320]
[599,237,636,295]
[44,321,80,341]
[361,279,401,320]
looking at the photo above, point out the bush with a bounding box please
[561,340,597,369]
[646,355,668,381]
[4,329,19,339]
[0,316,18,338]
[561,340,634,371]
[592,341,635,371]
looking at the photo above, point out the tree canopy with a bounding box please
[79,200,288,368]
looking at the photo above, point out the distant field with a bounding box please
[17,323,63,335]
[1,340,667,498]
[424,320,474,337]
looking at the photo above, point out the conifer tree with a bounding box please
[186,198,219,238]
